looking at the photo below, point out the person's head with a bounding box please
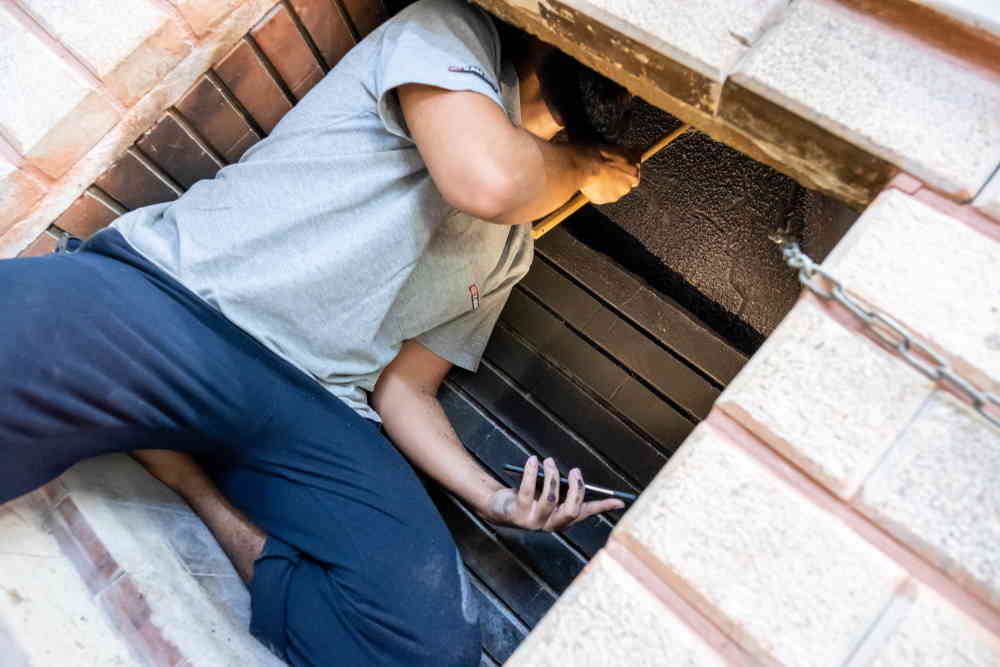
[496,19,633,143]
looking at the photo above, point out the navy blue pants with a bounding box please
[0,230,480,666]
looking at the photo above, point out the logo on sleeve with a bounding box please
[448,65,499,93]
[469,284,480,311]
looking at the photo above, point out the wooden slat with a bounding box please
[500,290,694,451]
[520,260,719,420]
[429,487,556,627]
[536,226,747,385]
[450,361,636,511]
[469,571,528,664]
[486,324,672,485]
[439,383,607,562]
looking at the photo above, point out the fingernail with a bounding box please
[528,455,537,465]
[544,457,555,466]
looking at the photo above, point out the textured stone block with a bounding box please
[0,160,44,234]
[506,550,727,667]
[173,0,247,36]
[0,6,119,178]
[252,4,325,99]
[340,0,387,37]
[290,0,355,68]
[95,148,181,210]
[718,298,935,498]
[175,76,261,163]
[20,0,192,105]
[824,189,1000,384]
[973,169,1000,221]
[215,38,293,133]
[58,454,280,664]
[859,391,1000,610]
[585,0,787,84]
[871,584,1000,666]
[16,230,57,258]
[618,423,904,667]
[729,0,1000,199]
[0,494,137,666]
[53,189,122,239]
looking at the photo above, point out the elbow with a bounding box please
[441,164,524,222]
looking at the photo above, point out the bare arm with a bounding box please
[131,450,265,584]
[398,84,638,225]
[371,340,622,530]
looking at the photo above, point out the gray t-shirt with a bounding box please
[113,0,533,421]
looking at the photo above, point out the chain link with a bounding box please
[773,234,999,430]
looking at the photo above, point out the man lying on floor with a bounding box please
[0,0,638,664]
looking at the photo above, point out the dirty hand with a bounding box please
[576,144,640,205]
[485,456,624,532]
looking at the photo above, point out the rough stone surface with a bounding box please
[173,0,248,35]
[718,298,935,498]
[973,169,1000,221]
[506,550,727,667]
[583,0,788,82]
[0,160,44,233]
[617,423,904,667]
[860,391,1000,611]
[730,0,1000,199]
[824,189,1000,386]
[58,454,283,665]
[871,584,1000,666]
[0,492,137,666]
[582,100,858,354]
[0,5,120,178]
[20,0,192,105]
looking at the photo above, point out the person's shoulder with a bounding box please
[392,0,497,38]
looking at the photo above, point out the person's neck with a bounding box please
[512,47,561,140]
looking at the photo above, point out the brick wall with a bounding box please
[0,0,385,259]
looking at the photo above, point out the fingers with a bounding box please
[534,458,560,522]
[576,498,625,523]
[544,468,585,531]
[517,455,538,507]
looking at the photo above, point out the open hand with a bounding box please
[486,456,624,532]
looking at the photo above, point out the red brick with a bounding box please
[252,4,325,100]
[52,497,121,594]
[214,38,293,133]
[290,0,355,68]
[175,76,261,163]
[53,189,121,239]
[16,230,57,257]
[341,0,386,37]
[137,112,224,189]
[95,149,181,210]
[98,574,185,667]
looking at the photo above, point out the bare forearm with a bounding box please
[180,480,266,584]
[376,388,504,520]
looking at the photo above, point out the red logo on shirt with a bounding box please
[469,284,480,311]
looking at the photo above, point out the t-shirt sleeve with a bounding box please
[374,0,507,140]
[415,284,512,371]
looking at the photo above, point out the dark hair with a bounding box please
[491,16,632,144]
[536,49,633,144]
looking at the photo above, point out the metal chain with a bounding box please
[771,232,1000,429]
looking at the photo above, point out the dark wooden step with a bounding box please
[469,570,529,664]
[500,290,695,452]
[439,382,611,559]
[536,226,746,386]
[518,259,720,420]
